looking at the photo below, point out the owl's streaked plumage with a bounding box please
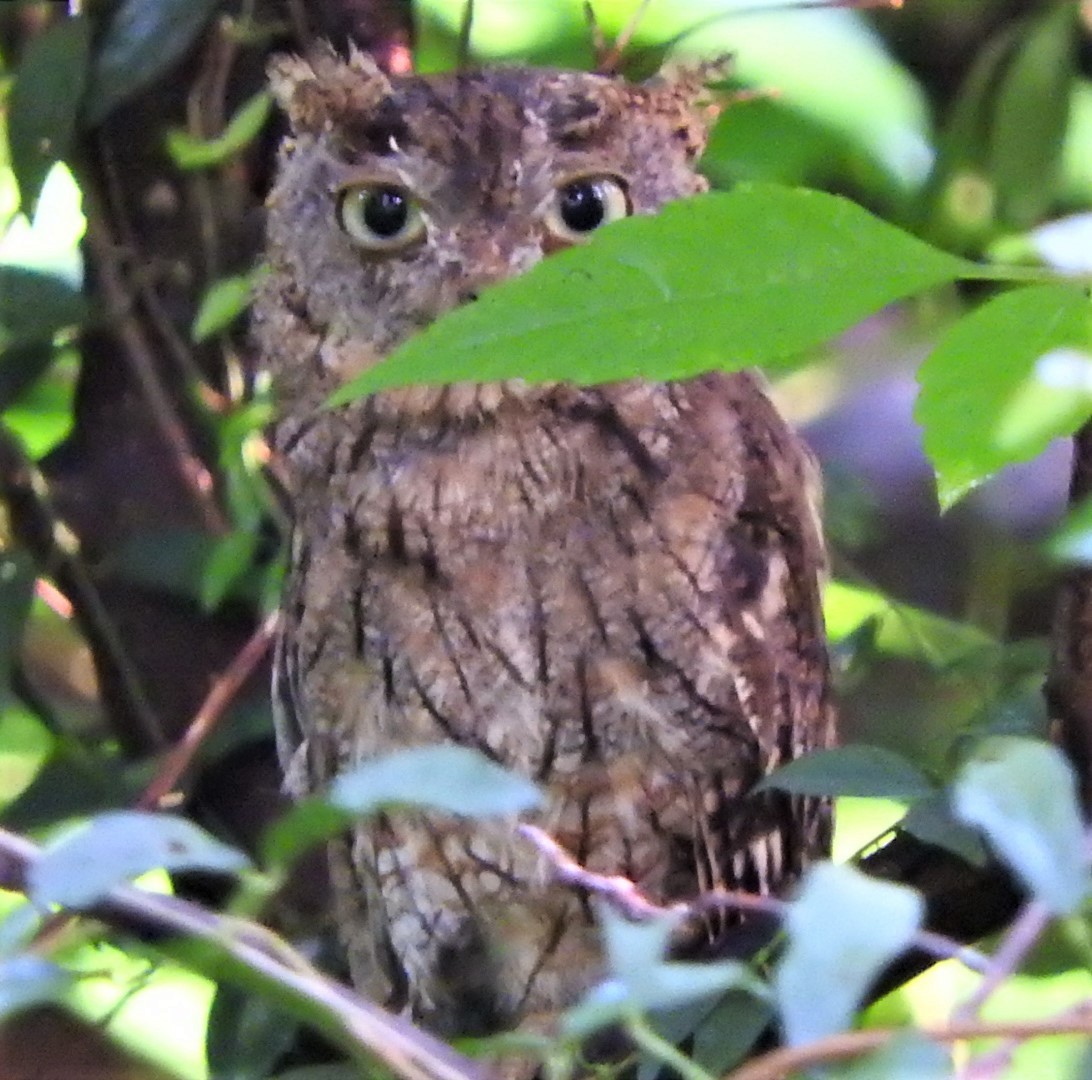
[255,48,835,1038]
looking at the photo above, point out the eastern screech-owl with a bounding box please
[254,48,835,1039]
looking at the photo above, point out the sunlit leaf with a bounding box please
[1025,212,1092,274]
[824,580,997,668]
[1050,492,1092,564]
[333,186,970,401]
[85,0,223,126]
[915,282,1092,509]
[29,811,250,909]
[952,736,1088,915]
[774,862,922,1046]
[167,91,273,171]
[8,16,92,214]
[759,745,935,801]
[0,955,70,1020]
[2,350,78,460]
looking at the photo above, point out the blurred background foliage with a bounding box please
[2,0,1092,1077]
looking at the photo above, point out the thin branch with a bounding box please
[725,1004,1092,1080]
[137,611,280,810]
[953,899,1052,1021]
[0,425,164,748]
[0,826,488,1080]
[519,824,989,975]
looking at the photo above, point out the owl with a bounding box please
[254,47,835,1042]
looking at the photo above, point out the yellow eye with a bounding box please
[335,183,426,251]
[546,175,631,242]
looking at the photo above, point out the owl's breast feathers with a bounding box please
[273,370,834,1029]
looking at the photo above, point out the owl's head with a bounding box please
[259,48,720,411]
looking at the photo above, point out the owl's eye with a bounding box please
[547,175,631,241]
[336,183,426,251]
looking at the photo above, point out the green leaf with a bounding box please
[260,798,347,873]
[166,91,273,171]
[0,343,59,412]
[28,811,250,909]
[330,744,543,819]
[0,903,43,959]
[192,270,261,342]
[1050,492,1092,563]
[758,745,935,801]
[265,746,542,874]
[0,955,70,1020]
[332,186,970,401]
[688,991,773,1077]
[774,862,923,1046]
[952,736,1089,914]
[825,580,997,669]
[3,351,78,460]
[898,795,989,868]
[915,282,1092,509]
[84,0,223,126]
[833,1032,952,1080]
[8,16,92,214]
[564,908,765,1038]
[205,983,300,1080]
[199,530,258,611]
[990,3,1078,228]
[0,267,87,346]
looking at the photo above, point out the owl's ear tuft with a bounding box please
[641,56,731,158]
[269,47,394,136]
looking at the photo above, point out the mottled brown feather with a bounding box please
[255,54,835,1038]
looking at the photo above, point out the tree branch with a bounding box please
[0,826,489,1080]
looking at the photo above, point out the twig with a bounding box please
[0,826,489,1080]
[137,611,280,810]
[953,899,1052,1022]
[519,824,989,974]
[725,1004,1092,1080]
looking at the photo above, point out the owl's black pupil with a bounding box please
[363,188,409,236]
[559,181,605,232]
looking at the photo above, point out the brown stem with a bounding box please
[137,611,280,810]
[725,1002,1092,1080]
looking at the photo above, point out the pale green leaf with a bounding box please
[952,736,1088,914]
[759,745,936,801]
[774,862,923,1046]
[330,745,543,819]
[28,811,250,909]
